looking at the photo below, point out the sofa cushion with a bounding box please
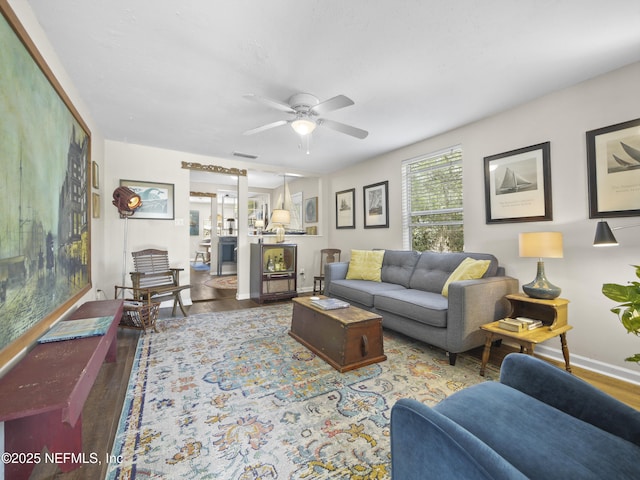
[346,249,385,282]
[409,252,498,293]
[330,279,405,307]
[434,382,640,480]
[441,257,491,297]
[374,289,448,327]
[381,250,420,288]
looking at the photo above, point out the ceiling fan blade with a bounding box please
[318,118,368,139]
[243,120,288,136]
[243,93,295,113]
[310,95,354,115]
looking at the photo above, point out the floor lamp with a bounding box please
[112,187,143,296]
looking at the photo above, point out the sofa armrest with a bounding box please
[391,399,526,480]
[324,261,349,295]
[446,276,519,351]
[500,353,640,446]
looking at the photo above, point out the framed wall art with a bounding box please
[189,210,199,236]
[336,188,356,229]
[484,142,552,224]
[92,161,99,189]
[363,181,389,228]
[304,196,318,223]
[586,118,640,218]
[0,3,92,367]
[291,191,303,230]
[92,193,101,218]
[119,180,175,220]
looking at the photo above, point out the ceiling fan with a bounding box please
[242,93,368,139]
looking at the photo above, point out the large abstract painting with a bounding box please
[0,3,91,366]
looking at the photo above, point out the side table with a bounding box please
[479,294,572,376]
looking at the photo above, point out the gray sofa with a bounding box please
[325,250,518,365]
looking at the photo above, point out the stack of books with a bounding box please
[498,317,543,333]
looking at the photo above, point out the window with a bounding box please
[402,146,463,252]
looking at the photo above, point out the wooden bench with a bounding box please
[0,299,123,479]
[130,249,191,317]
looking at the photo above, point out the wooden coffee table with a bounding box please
[290,296,387,372]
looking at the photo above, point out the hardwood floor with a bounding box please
[29,268,639,478]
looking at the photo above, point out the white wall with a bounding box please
[328,61,640,383]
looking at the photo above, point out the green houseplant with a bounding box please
[602,264,640,363]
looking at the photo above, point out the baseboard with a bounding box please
[236,292,251,300]
[535,344,640,386]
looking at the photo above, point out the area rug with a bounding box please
[204,275,238,290]
[190,261,210,271]
[106,304,498,479]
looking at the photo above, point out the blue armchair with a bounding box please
[391,353,640,479]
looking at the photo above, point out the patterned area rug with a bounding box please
[107,304,498,479]
[204,275,238,290]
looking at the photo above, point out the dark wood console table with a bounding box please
[0,299,123,479]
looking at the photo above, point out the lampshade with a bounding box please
[254,220,265,229]
[519,232,563,258]
[112,186,142,217]
[593,220,619,246]
[291,118,316,135]
[271,209,290,225]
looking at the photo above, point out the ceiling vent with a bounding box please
[233,151,258,159]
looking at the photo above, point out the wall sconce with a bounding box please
[593,220,640,246]
[519,231,564,299]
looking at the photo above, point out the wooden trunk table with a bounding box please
[290,296,387,372]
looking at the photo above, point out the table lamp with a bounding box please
[519,231,563,299]
[271,209,290,243]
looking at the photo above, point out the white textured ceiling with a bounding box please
[26,0,640,177]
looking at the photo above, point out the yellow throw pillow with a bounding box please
[441,257,491,297]
[346,249,385,282]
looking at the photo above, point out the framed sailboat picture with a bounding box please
[586,118,640,218]
[484,142,552,224]
[363,181,389,228]
[336,188,356,229]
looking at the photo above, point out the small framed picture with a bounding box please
[304,196,318,223]
[363,181,389,228]
[586,118,640,218]
[336,188,355,229]
[92,161,99,189]
[484,142,552,223]
[92,193,100,218]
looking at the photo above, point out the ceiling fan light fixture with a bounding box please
[291,118,316,136]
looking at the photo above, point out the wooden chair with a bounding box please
[313,248,341,294]
[129,249,191,316]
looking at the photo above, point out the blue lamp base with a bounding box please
[523,261,561,300]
